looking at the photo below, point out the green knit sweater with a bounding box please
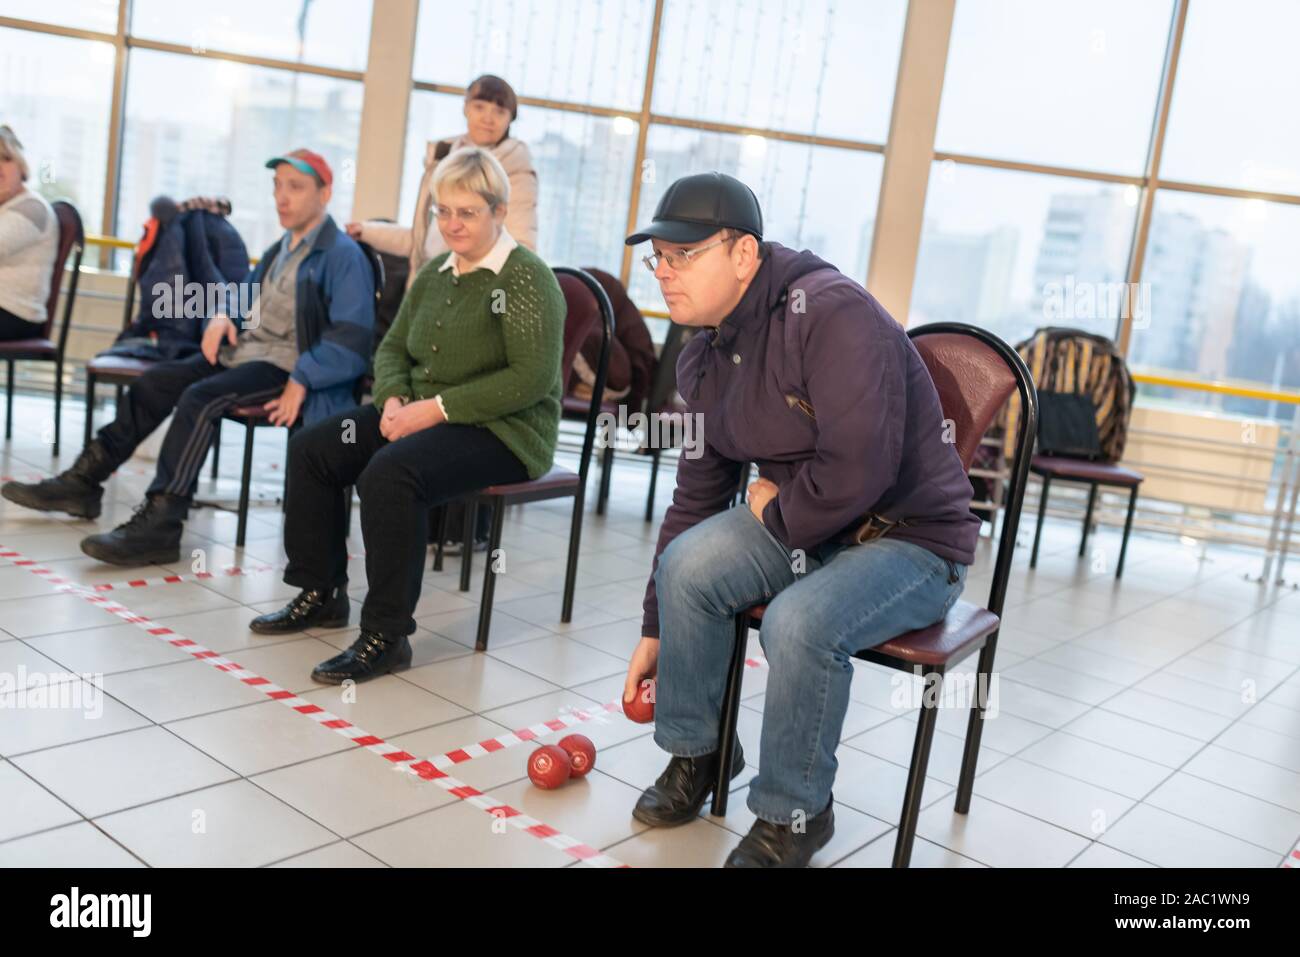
[371,245,565,479]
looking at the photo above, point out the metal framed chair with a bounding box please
[225,241,384,547]
[710,321,1038,868]
[1029,456,1143,579]
[1,200,83,456]
[432,266,613,650]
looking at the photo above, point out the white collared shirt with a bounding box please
[438,227,518,277]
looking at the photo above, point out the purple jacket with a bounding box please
[641,243,981,638]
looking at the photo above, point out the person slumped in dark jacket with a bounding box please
[1,149,374,566]
[620,173,980,868]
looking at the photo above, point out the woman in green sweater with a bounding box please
[249,147,566,683]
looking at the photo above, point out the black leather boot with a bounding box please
[249,586,349,634]
[79,492,188,566]
[1,441,114,518]
[724,794,836,868]
[311,629,412,684]
[632,741,746,827]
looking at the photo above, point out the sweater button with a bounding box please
[445,298,452,305]
[431,344,439,353]
[451,277,459,286]
[435,320,442,328]
[732,353,742,364]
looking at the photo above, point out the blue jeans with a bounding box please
[654,505,967,825]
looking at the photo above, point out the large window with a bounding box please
[913,164,1136,345]
[412,0,653,110]
[402,0,904,325]
[1159,1,1300,194]
[129,0,372,72]
[628,126,883,316]
[0,0,118,32]
[0,26,115,232]
[401,90,636,275]
[117,49,363,254]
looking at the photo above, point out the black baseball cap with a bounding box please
[625,171,763,246]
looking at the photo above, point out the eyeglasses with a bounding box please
[434,204,492,223]
[641,236,731,273]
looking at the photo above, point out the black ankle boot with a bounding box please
[249,586,349,635]
[79,492,188,566]
[1,441,114,518]
[632,741,746,828]
[724,795,836,868]
[311,629,412,684]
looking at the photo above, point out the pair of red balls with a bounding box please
[527,733,597,789]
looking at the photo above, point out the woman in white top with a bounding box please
[0,126,58,340]
[348,74,539,286]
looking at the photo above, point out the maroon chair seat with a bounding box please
[561,394,618,418]
[0,337,56,358]
[480,465,580,500]
[1031,454,1142,486]
[1028,455,1144,578]
[85,354,154,378]
[741,599,1000,667]
[713,322,1039,869]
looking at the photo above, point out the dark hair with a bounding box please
[466,74,519,142]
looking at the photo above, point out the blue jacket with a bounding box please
[132,209,250,351]
[226,215,374,426]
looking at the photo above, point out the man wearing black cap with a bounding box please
[621,171,981,867]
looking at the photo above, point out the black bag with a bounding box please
[1037,390,1103,460]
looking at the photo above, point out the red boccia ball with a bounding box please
[527,744,571,789]
[623,678,656,724]
[558,734,597,777]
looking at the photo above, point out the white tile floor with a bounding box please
[1,393,1298,868]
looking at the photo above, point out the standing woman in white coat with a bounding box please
[347,74,538,285]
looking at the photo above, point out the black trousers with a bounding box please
[282,403,529,636]
[0,306,45,340]
[95,352,289,499]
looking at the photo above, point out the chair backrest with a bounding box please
[646,319,693,414]
[908,323,1038,620]
[47,201,85,352]
[554,267,614,489]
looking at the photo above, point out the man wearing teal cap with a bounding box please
[3,147,375,567]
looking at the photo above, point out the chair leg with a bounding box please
[645,448,660,523]
[431,505,450,572]
[236,422,256,548]
[458,500,478,592]
[210,419,222,479]
[4,359,13,440]
[1029,475,1051,568]
[596,444,613,516]
[561,486,587,623]
[954,636,998,813]
[1116,486,1139,579]
[711,613,751,817]
[53,359,63,457]
[344,485,353,536]
[475,498,507,651]
[894,667,945,868]
[84,373,96,448]
[1079,482,1098,557]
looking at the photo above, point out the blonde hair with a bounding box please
[432,146,510,209]
[0,126,29,182]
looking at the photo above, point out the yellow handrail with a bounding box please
[1132,371,1300,406]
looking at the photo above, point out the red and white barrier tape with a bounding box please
[1284,840,1300,868]
[0,545,625,867]
[419,655,770,775]
[0,556,365,593]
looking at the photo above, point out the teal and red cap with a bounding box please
[265,148,333,187]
